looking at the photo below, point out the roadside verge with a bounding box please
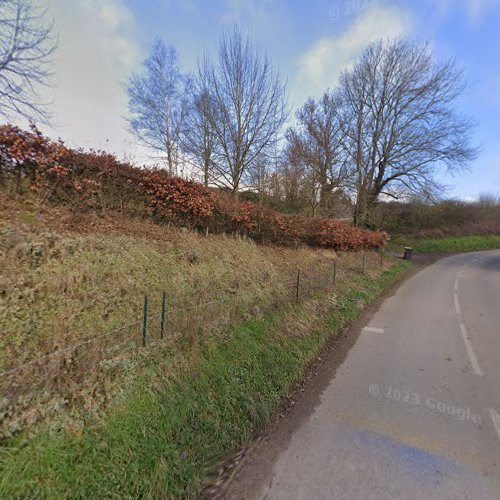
[0,259,412,498]
[388,234,500,255]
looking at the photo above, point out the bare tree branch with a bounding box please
[180,82,217,186]
[285,92,349,216]
[0,0,56,123]
[336,39,478,227]
[127,39,191,175]
[198,25,288,195]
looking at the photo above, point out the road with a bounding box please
[224,250,500,499]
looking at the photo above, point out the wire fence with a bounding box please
[1,250,385,428]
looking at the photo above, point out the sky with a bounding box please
[25,0,500,199]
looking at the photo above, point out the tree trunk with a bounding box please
[203,157,209,187]
[319,181,330,214]
[354,191,378,228]
[353,193,366,227]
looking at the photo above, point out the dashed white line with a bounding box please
[363,327,384,334]
[454,267,484,377]
[454,293,461,315]
[489,409,500,442]
[459,323,484,377]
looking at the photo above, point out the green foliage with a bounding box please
[389,235,500,254]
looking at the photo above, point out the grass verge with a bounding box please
[388,234,500,254]
[0,259,411,498]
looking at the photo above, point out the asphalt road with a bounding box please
[224,250,500,500]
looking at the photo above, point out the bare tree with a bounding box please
[286,92,348,216]
[246,146,281,204]
[181,84,216,186]
[0,0,56,122]
[283,127,320,216]
[127,39,191,175]
[199,25,288,195]
[336,39,478,227]
[273,139,306,212]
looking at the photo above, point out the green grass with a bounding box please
[0,260,410,498]
[388,234,500,255]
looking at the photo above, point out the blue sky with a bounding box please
[40,0,500,199]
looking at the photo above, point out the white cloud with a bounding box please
[39,0,144,160]
[291,5,412,107]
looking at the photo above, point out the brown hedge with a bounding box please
[0,125,387,250]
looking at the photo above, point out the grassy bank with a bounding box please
[1,190,368,373]
[388,234,500,255]
[2,191,384,441]
[0,258,410,498]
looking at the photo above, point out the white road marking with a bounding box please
[454,293,461,315]
[459,323,484,377]
[454,279,459,292]
[458,269,464,278]
[489,409,500,442]
[363,327,384,334]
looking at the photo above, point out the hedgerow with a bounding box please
[0,125,387,250]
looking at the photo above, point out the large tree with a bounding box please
[0,0,56,122]
[127,39,191,175]
[199,25,288,195]
[336,39,477,227]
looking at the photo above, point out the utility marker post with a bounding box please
[160,291,166,339]
[142,295,148,347]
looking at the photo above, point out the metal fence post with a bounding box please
[160,291,167,339]
[142,295,148,347]
[380,250,383,267]
[362,251,366,273]
[333,261,337,285]
[296,270,300,303]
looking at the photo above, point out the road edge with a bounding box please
[205,259,425,499]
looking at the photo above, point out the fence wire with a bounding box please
[1,251,384,405]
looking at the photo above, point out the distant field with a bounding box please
[388,234,500,255]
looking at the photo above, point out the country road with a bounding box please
[223,250,500,500]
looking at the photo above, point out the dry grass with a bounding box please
[0,192,384,438]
